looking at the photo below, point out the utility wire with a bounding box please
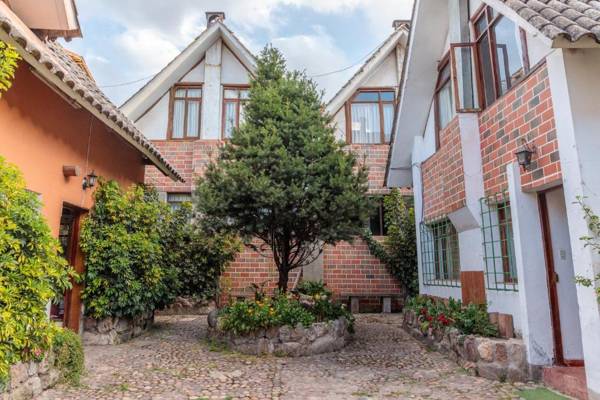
[98,73,157,88]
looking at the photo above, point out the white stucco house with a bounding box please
[386,0,600,398]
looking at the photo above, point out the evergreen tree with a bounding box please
[196,46,370,292]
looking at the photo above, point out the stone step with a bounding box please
[542,366,587,400]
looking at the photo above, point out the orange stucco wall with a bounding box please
[0,62,146,235]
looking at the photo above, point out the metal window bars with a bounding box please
[420,218,461,287]
[480,192,518,291]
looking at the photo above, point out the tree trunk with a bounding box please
[278,268,290,293]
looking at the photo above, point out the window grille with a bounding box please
[167,192,192,211]
[480,192,518,291]
[420,218,461,287]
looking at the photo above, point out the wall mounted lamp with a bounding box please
[515,139,535,171]
[82,171,98,190]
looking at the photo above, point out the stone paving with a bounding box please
[41,314,537,400]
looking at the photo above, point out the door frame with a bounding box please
[538,187,584,367]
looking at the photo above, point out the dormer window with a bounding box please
[348,89,395,144]
[169,84,202,139]
[222,86,249,139]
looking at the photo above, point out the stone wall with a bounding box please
[208,316,352,356]
[82,311,154,345]
[156,297,216,316]
[1,354,59,400]
[403,310,538,382]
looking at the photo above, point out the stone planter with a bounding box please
[82,311,154,345]
[403,310,539,382]
[1,353,60,400]
[207,314,352,356]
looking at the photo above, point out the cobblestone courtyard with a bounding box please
[42,314,535,400]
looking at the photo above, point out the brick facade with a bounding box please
[479,63,560,195]
[146,139,404,309]
[421,117,466,221]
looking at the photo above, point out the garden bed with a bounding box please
[208,316,351,356]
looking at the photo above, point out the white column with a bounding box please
[507,162,554,366]
[547,48,600,399]
[201,39,223,139]
[412,137,426,295]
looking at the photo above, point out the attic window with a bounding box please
[348,89,395,144]
[169,84,202,139]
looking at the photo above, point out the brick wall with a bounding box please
[421,117,466,221]
[348,143,392,195]
[479,63,560,195]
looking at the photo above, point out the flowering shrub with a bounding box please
[295,281,355,331]
[405,296,498,337]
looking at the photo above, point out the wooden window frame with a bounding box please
[168,83,203,140]
[434,53,453,150]
[369,197,387,236]
[346,87,396,144]
[470,5,530,109]
[450,42,483,114]
[221,85,250,140]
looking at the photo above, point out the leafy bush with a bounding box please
[362,190,418,298]
[219,295,315,335]
[0,157,73,382]
[52,328,84,385]
[405,296,498,337]
[161,203,240,301]
[0,41,20,96]
[295,281,355,331]
[80,180,171,319]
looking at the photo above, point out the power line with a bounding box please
[98,73,156,88]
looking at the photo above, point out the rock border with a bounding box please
[207,314,352,356]
[403,310,540,382]
[82,311,154,345]
[1,353,60,400]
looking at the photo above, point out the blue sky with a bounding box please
[62,0,413,105]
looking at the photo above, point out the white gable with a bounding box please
[222,46,250,85]
[363,51,399,88]
[181,59,205,82]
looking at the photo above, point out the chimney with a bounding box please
[392,19,410,30]
[206,11,225,25]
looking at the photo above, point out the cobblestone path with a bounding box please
[41,314,535,400]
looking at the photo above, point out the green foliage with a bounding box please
[80,180,171,319]
[362,190,418,297]
[52,328,84,385]
[219,296,315,335]
[296,281,355,331]
[0,41,19,96]
[575,197,600,302]
[0,157,73,382]
[196,46,370,292]
[405,296,498,337]
[160,203,240,301]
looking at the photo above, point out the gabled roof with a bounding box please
[484,0,600,47]
[121,21,256,122]
[325,24,410,115]
[0,1,183,181]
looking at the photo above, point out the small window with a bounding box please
[349,89,395,144]
[170,85,202,139]
[369,198,387,236]
[223,87,250,139]
[420,219,461,287]
[472,6,528,108]
[434,56,456,148]
[167,193,192,211]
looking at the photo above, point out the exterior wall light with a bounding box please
[82,171,98,190]
[515,140,535,171]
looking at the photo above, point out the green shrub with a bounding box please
[161,203,240,301]
[296,281,355,331]
[405,296,498,337]
[80,180,172,319]
[0,157,73,382]
[52,328,84,385]
[218,295,315,335]
[0,41,20,96]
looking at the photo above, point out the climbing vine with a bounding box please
[0,41,20,96]
[575,196,600,302]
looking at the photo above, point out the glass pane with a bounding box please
[478,34,496,106]
[187,101,200,137]
[355,91,379,102]
[351,103,380,143]
[380,91,395,101]
[187,88,202,98]
[240,90,250,100]
[172,100,185,138]
[475,14,488,36]
[383,103,394,142]
[239,102,246,125]
[167,193,192,211]
[437,81,455,129]
[175,88,186,97]
[493,17,525,95]
[452,45,480,110]
[224,101,236,138]
[224,89,238,99]
[438,63,451,85]
[369,202,383,235]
